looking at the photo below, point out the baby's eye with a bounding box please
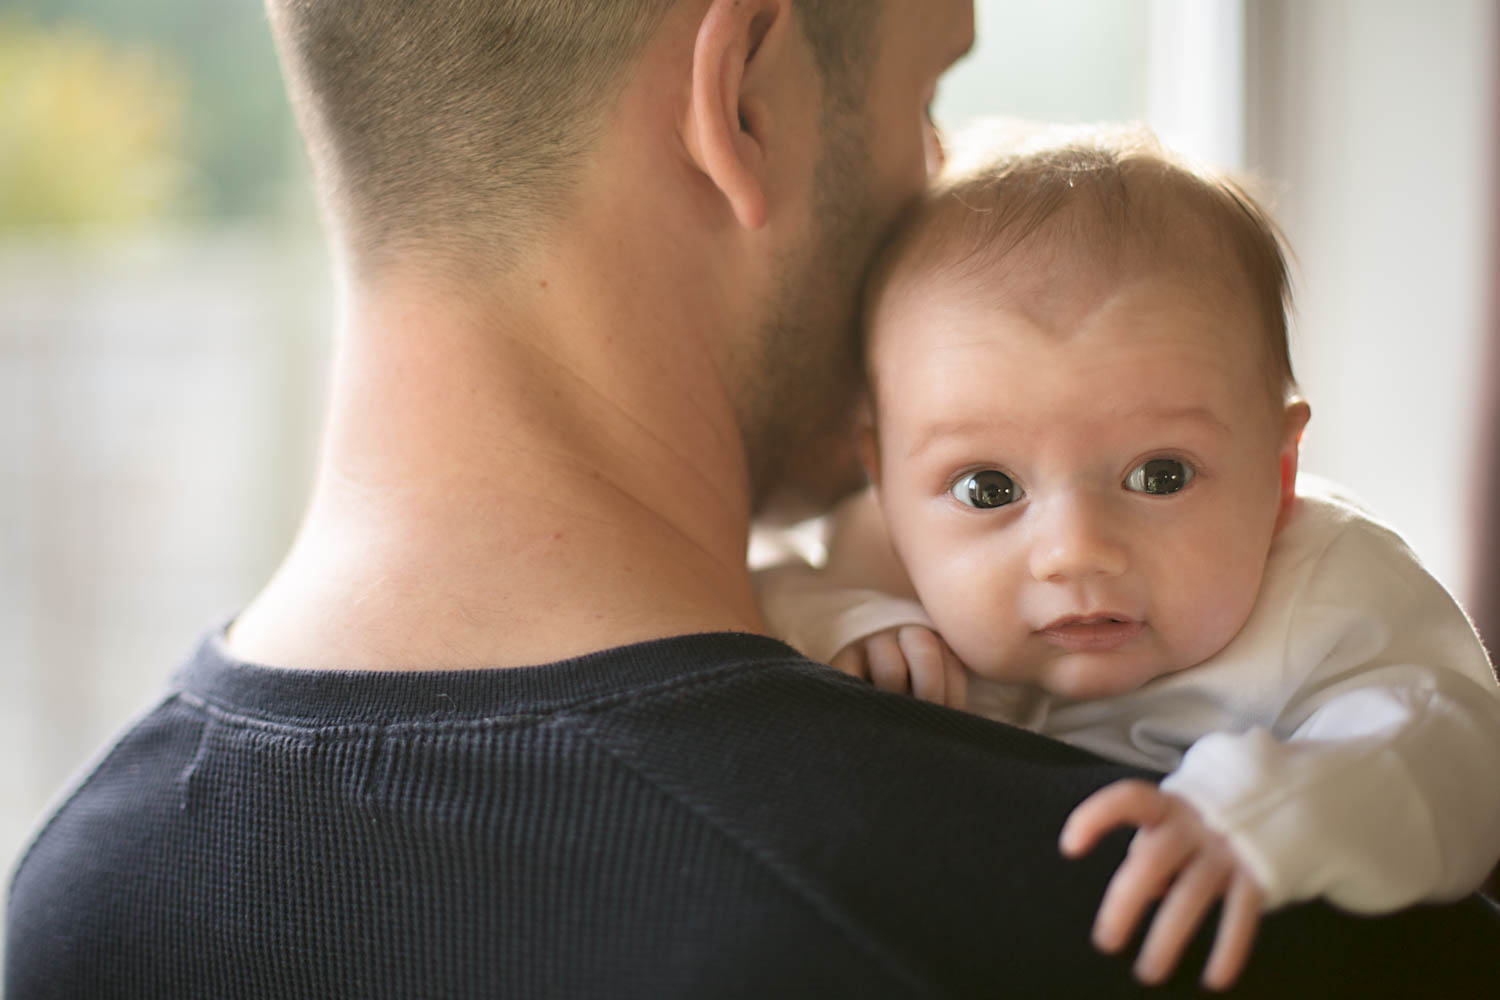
[1124,458,1195,495]
[952,470,1022,509]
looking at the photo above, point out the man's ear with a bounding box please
[1275,399,1312,532]
[685,0,792,231]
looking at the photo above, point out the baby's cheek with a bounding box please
[924,599,1024,682]
[1160,568,1265,669]
[900,531,1028,677]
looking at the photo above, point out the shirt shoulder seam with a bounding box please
[564,708,938,998]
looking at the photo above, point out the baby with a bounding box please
[757,123,1500,990]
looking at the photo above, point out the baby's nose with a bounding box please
[1027,496,1129,583]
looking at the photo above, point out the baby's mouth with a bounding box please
[1039,615,1143,652]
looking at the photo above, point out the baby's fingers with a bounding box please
[1091,822,1196,954]
[1201,870,1263,992]
[896,627,945,704]
[941,640,968,711]
[828,643,870,683]
[897,626,967,710]
[1060,779,1169,858]
[1132,853,1232,985]
[864,630,914,696]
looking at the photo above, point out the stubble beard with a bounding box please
[741,110,880,522]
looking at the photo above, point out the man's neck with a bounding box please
[228,263,766,671]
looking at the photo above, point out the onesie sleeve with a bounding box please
[1160,513,1500,913]
[754,562,934,665]
[753,489,937,665]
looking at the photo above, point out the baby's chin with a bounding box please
[1030,651,1197,701]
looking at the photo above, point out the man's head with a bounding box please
[267,0,974,515]
[860,124,1312,698]
[267,0,887,277]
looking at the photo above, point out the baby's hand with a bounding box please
[829,625,967,711]
[1059,780,1263,992]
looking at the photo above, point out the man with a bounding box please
[7,2,1498,996]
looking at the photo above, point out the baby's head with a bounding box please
[860,123,1310,699]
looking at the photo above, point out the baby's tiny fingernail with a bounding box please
[1133,958,1164,985]
[1202,966,1234,992]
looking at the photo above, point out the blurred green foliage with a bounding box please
[0,0,298,225]
[0,15,190,226]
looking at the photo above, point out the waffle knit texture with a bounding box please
[8,630,1500,997]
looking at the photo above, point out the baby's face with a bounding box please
[866,268,1300,699]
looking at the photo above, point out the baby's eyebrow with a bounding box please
[902,405,1233,460]
[905,418,1002,460]
[1123,404,1235,436]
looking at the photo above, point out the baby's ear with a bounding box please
[1275,399,1312,532]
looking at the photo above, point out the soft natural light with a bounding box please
[4,6,1497,952]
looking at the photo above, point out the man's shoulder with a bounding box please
[577,644,1161,991]
[4,630,1134,998]
[11,630,1499,999]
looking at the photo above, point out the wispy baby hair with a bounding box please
[867,120,1298,398]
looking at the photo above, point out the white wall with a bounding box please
[933,0,1150,130]
[1248,0,1496,599]
[0,230,330,879]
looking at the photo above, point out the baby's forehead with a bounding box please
[864,267,1286,463]
[869,207,1280,381]
[864,145,1294,399]
[870,244,1258,356]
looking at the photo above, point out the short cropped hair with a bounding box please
[266,0,880,275]
[867,122,1297,399]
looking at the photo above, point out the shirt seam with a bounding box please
[564,713,940,999]
[8,690,182,898]
[174,654,824,737]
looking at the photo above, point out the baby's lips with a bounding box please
[1038,616,1143,652]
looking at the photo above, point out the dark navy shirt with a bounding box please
[7,630,1499,997]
